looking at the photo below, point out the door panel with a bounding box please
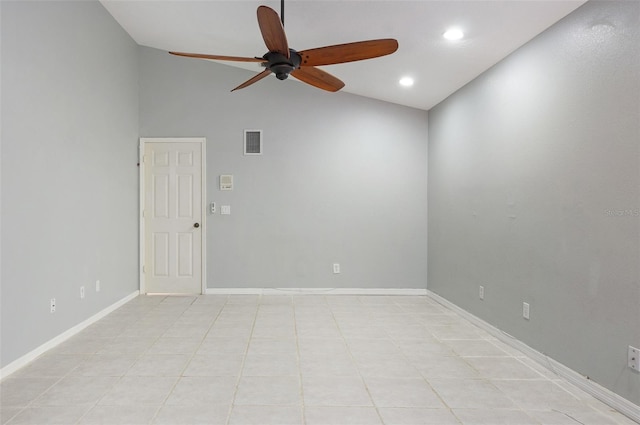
[143,140,203,294]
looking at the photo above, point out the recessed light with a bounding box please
[443,28,464,41]
[399,77,414,87]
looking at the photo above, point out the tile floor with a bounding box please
[1,294,637,425]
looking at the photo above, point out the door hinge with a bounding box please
[142,265,146,274]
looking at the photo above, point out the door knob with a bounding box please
[194,223,200,228]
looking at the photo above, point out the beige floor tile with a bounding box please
[69,354,138,377]
[296,324,342,339]
[0,408,22,425]
[165,376,237,406]
[298,338,348,355]
[464,357,544,380]
[378,408,461,425]
[452,408,539,425]
[365,377,444,408]
[198,337,249,355]
[234,376,301,406]
[304,406,382,425]
[146,337,203,355]
[429,379,515,409]
[302,376,372,407]
[526,409,595,425]
[0,378,59,407]
[415,356,480,379]
[207,323,253,339]
[428,324,487,340]
[98,376,178,406]
[48,336,113,355]
[444,340,513,357]
[77,405,159,425]
[491,380,583,411]
[96,337,156,356]
[162,323,211,339]
[228,405,303,425]
[339,325,390,339]
[152,405,230,425]
[299,351,359,377]
[5,406,90,425]
[356,354,421,378]
[11,354,86,378]
[182,352,244,377]
[242,352,299,376]
[126,354,190,376]
[247,338,297,355]
[32,376,118,406]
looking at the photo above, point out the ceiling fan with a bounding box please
[169,1,398,93]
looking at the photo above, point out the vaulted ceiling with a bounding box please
[101,0,586,110]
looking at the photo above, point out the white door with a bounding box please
[141,138,205,294]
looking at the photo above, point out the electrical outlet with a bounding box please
[80,286,85,299]
[96,280,100,292]
[629,346,640,371]
[333,263,340,274]
[479,286,485,300]
[522,302,530,320]
[50,298,56,313]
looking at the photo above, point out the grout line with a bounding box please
[326,295,386,423]
[147,294,229,425]
[292,295,307,424]
[390,298,460,422]
[225,294,261,425]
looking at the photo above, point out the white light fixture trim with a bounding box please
[443,28,464,41]
[399,77,414,87]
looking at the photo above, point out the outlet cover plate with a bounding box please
[629,346,640,371]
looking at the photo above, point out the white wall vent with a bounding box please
[244,130,262,155]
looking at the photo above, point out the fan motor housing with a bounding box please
[264,49,301,80]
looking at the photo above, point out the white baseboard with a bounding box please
[0,290,139,381]
[426,290,640,424]
[205,287,428,296]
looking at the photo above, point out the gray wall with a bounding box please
[139,46,429,290]
[1,1,139,368]
[428,0,639,404]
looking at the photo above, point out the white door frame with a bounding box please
[139,137,207,294]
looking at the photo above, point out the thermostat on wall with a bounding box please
[220,174,233,190]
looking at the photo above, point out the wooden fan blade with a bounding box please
[291,67,345,92]
[298,39,398,67]
[257,6,289,58]
[169,51,265,63]
[231,69,272,92]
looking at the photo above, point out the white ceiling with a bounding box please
[100,0,586,111]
